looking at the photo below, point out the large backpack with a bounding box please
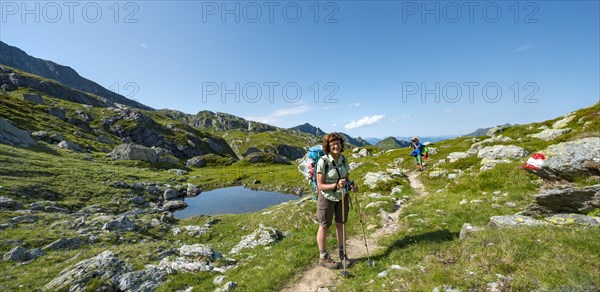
[298,145,346,200]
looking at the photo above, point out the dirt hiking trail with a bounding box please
[282,171,427,291]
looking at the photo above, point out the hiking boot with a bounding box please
[339,254,353,269]
[319,254,340,270]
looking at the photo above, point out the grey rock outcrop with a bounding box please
[43,251,133,291]
[528,128,572,141]
[57,140,84,152]
[163,200,188,211]
[22,93,44,104]
[48,107,66,120]
[180,244,216,259]
[0,116,35,147]
[363,172,393,189]
[163,188,180,200]
[186,156,206,167]
[477,145,528,160]
[3,246,37,262]
[525,185,600,215]
[489,215,545,227]
[230,225,283,254]
[102,215,136,232]
[43,238,85,251]
[459,223,484,240]
[0,196,22,210]
[244,152,290,164]
[32,131,64,143]
[447,152,469,163]
[109,143,158,161]
[117,266,168,292]
[535,138,600,180]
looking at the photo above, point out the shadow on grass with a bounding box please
[368,229,457,261]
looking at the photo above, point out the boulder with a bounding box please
[186,156,206,168]
[163,188,180,200]
[528,128,572,141]
[168,169,188,176]
[102,215,136,232]
[459,223,484,240]
[215,282,237,292]
[363,172,393,189]
[477,145,528,160]
[489,215,545,228]
[96,135,116,145]
[57,140,84,152]
[22,93,44,104]
[535,138,600,180]
[163,200,188,211]
[525,185,600,215]
[0,116,35,147]
[179,244,216,259]
[242,147,261,157]
[358,148,372,157]
[48,107,66,120]
[0,196,22,210]
[244,152,290,164]
[43,251,133,291]
[32,131,64,143]
[10,215,39,224]
[109,143,158,162]
[230,225,283,254]
[365,201,387,209]
[3,246,31,262]
[429,170,448,178]
[186,183,202,197]
[447,152,469,163]
[117,266,168,292]
[543,214,600,226]
[552,114,576,129]
[43,238,85,251]
[486,126,506,137]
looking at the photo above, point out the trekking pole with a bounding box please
[353,192,373,266]
[340,187,349,278]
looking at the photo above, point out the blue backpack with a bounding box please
[304,145,346,200]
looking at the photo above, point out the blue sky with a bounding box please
[1,1,598,138]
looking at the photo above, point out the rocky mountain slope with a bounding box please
[0,41,151,110]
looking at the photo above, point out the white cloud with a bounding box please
[402,114,411,120]
[332,123,338,127]
[514,42,533,52]
[443,108,454,113]
[349,102,361,107]
[344,115,385,130]
[140,43,149,49]
[246,105,311,124]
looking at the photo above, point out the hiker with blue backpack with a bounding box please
[314,133,358,270]
[409,137,427,171]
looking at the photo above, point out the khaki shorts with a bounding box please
[316,191,350,227]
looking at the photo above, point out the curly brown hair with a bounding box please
[322,132,345,155]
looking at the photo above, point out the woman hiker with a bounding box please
[315,133,359,269]
[409,136,426,171]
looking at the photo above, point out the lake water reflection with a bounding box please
[174,186,302,218]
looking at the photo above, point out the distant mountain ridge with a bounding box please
[376,137,410,150]
[289,123,370,147]
[0,41,151,110]
[463,123,513,137]
[289,123,326,137]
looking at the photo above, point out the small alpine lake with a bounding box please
[174,186,303,218]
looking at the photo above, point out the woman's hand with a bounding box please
[337,179,347,189]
